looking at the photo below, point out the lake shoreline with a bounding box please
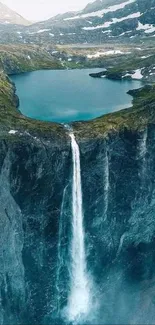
[11,68,142,124]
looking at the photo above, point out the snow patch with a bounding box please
[132,69,143,79]
[87,50,131,58]
[119,30,132,36]
[124,73,132,77]
[37,29,51,33]
[64,0,136,20]
[28,29,51,35]
[102,30,111,34]
[9,130,18,135]
[141,55,151,59]
[137,21,155,34]
[83,12,141,30]
[145,26,155,34]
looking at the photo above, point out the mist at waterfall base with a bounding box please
[11,69,141,123]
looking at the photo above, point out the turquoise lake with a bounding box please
[11,69,142,123]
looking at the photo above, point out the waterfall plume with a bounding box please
[67,132,91,323]
[104,149,109,221]
[56,185,68,314]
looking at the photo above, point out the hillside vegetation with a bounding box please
[0,44,62,74]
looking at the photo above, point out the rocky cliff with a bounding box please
[78,126,155,324]
[0,131,71,325]
[0,75,155,324]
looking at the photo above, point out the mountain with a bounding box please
[0,1,31,26]
[3,0,154,45]
[0,0,155,45]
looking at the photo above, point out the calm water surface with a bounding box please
[11,69,142,123]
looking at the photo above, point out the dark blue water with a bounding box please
[11,69,142,123]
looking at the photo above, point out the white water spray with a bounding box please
[67,132,90,323]
[139,129,147,159]
[104,150,109,221]
[138,128,148,179]
[56,185,67,313]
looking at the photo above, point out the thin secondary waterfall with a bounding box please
[67,132,90,323]
[139,129,148,157]
[139,128,148,178]
[104,149,109,222]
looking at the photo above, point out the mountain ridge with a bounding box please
[0,0,155,44]
[0,1,31,26]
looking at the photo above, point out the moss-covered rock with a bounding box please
[0,44,63,75]
[89,53,155,82]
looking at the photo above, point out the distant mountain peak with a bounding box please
[0,2,31,25]
[0,0,155,44]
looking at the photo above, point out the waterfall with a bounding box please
[67,132,90,323]
[56,185,67,314]
[104,149,109,221]
[138,128,148,182]
[139,129,147,162]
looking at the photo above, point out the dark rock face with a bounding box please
[0,135,71,324]
[79,125,155,324]
[1,124,155,324]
